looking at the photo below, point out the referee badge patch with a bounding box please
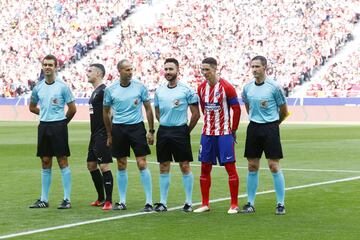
[51,97,59,105]
[260,100,268,108]
[173,99,180,107]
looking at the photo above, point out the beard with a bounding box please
[166,73,177,82]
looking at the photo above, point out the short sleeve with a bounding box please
[274,85,286,106]
[186,87,198,104]
[154,90,159,107]
[103,87,112,107]
[30,86,39,104]
[63,85,75,104]
[140,84,149,102]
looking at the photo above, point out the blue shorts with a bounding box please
[198,134,236,166]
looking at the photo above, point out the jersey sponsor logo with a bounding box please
[205,102,220,111]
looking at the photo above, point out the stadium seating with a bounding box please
[1,0,359,98]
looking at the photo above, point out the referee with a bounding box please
[240,55,288,215]
[29,54,76,209]
[103,59,155,212]
[153,58,200,212]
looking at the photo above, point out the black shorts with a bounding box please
[244,121,283,159]
[111,122,150,158]
[37,120,70,157]
[87,133,113,164]
[156,125,193,163]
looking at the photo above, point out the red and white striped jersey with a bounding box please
[197,78,240,136]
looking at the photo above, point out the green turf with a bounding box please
[0,122,359,239]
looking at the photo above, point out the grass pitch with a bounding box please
[0,122,359,239]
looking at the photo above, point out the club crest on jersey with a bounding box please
[215,91,221,97]
[134,99,139,105]
[260,100,268,108]
[173,99,180,107]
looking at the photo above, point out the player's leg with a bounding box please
[41,156,53,202]
[111,124,130,210]
[218,134,239,213]
[179,161,193,212]
[172,125,194,211]
[57,156,71,209]
[247,158,260,205]
[154,161,170,212]
[268,159,285,215]
[87,143,105,206]
[168,125,194,212]
[30,122,52,208]
[159,162,171,206]
[94,136,113,210]
[224,162,239,213]
[264,122,285,215]
[241,122,262,213]
[99,163,113,210]
[136,155,153,211]
[115,157,128,209]
[131,122,153,211]
[30,156,53,208]
[87,161,104,205]
[194,162,212,212]
[154,125,171,211]
[53,120,72,209]
[194,134,215,212]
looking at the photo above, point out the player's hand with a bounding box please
[106,136,112,147]
[232,131,237,144]
[146,132,154,145]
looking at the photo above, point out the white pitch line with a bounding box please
[133,160,360,173]
[1,175,360,239]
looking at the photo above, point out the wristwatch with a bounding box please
[149,129,155,134]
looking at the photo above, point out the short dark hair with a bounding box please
[164,58,179,68]
[251,55,267,67]
[90,63,106,77]
[42,54,58,67]
[202,57,217,66]
[117,59,129,70]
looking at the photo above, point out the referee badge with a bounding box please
[51,97,59,105]
[260,100,268,108]
[173,99,180,107]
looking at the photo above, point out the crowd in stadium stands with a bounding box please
[1,0,359,98]
[0,0,140,98]
[306,44,360,97]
